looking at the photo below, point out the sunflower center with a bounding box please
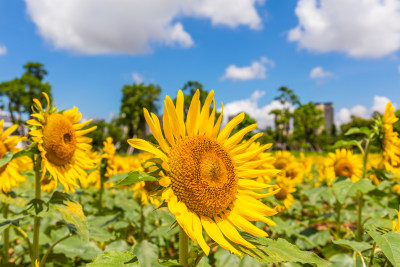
[275,187,288,201]
[275,159,288,170]
[335,160,353,177]
[43,113,77,166]
[168,136,238,218]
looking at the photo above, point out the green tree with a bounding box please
[292,102,325,151]
[0,62,51,132]
[86,119,124,152]
[119,83,161,141]
[270,86,300,149]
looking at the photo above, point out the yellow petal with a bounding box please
[127,139,168,161]
[186,90,200,137]
[216,215,255,249]
[198,90,214,135]
[201,216,241,256]
[211,102,223,138]
[192,214,210,255]
[226,210,268,237]
[224,124,257,148]
[159,176,171,187]
[217,113,244,143]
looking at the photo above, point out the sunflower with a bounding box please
[393,206,400,231]
[102,137,117,179]
[382,102,400,178]
[326,149,362,182]
[273,175,296,212]
[274,150,296,170]
[128,90,279,256]
[27,92,96,193]
[0,120,28,193]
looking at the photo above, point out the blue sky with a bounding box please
[1,0,400,128]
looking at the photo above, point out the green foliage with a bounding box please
[365,224,400,267]
[292,102,325,150]
[86,119,124,152]
[87,250,137,267]
[0,62,51,132]
[119,83,161,140]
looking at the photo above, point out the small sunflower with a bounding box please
[326,149,362,182]
[273,175,296,211]
[0,120,28,193]
[128,90,279,256]
[102,137,117,179]
[274,150,296,170]
[27,92,96,193]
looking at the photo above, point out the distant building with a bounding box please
[0,110,13,129]
[315,102,334,131]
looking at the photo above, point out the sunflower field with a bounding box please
[1,90,400,267]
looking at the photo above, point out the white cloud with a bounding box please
[132,72,144,84]
[335,95,396,125]
[289,0,400,58]
[0,45,7,55]
[222,57,275,81]
[220,90,292,129]
[25,0,263,54]
[371,95,392,114]
[309,66,333,79]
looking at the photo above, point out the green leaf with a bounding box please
[332,239,371,254]
[215,248,240,267]
[87,251,137,267]
[232,233,329,266]
[330,140,360,150]
[0,217,24,233]
[116,171,158,186]
[347,179,375,196]
[48,191,73,205]
[133,240,163,267]
[25,199,49,217]
[365,224,400,267]
[52,235,102,261]
[57,201,89,241]
[345,127,372,137]
[331,178,352,203]
[108,173,129,183]
[0,151,13,168]
[11,148,35,160]
[329,254,354,267]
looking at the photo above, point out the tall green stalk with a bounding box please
[179,227,189,267]
[356,137,371,241]
[139,205,145,241]
[3,202,9,263]
[32,156,42,264]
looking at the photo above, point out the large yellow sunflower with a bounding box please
[128,90,279,256]
[0,120,28,193]
[27,92,96,193]
[326,149,362,182]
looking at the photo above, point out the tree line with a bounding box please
[1,62,399,153]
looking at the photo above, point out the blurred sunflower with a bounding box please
[27,92,96,193]
[274,150,296,170]
[102,137,117,179]
[128,90,279,256]
[273,175,296,212]
[326,149,362,182]
[393,206,400,231]
[382,102,400,177]
[0,120,28,193]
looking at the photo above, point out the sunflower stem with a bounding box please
[357,137,371,242]
[368,241,377,267]
[3,202,9,263]
[139,205,145,241]
[33,156,42,264]
[335,200,342,239]
[40,234,72,267]
[179,227,189,267]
